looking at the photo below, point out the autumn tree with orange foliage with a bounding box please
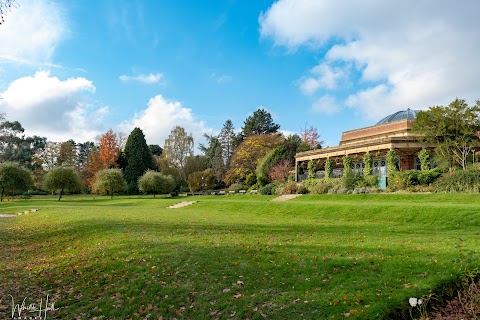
[99,129,120,168]
[84,129,120,189]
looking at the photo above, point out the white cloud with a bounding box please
[122,95,214,151]
[311,95,340,116]
[299,63,347,95]
[0,0,67,64]
[119,73,164,84]
[0,71,106,141]
[260,0,480,119]
[280,129,296,137]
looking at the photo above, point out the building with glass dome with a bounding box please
[295,109,434,183]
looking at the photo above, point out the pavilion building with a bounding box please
[295,109,434,185]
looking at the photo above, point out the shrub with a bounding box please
[228,183,241,191]
[259,183,275,195]
[93,169,127,198]
[297,185,309,194]
[387,168,442,191]
[138,170,176,197]
[418,168,442,185]
[284,181,298,194]
[401,170,420,186]
[310,182,331,194]
[272,183,285,195]
[434,168,480,193]
[245,173,257,187]
[303,177,343,194]
[28,188,48,195]
[387,171,405,192]
[341,171,363,190]
[234,183,247,192]
[302,178,321,189]
[363,175,378,188]
[21,191,32,199]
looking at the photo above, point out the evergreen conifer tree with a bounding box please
[124,128,155,194]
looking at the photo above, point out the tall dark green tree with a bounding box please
[124,127,155,194]
[218,120,236,165]
[241,109,280,137]
[199,133,220,168]
[149,144,163,156]
[212,145,225,183]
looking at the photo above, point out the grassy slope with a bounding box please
[0,194,479,319]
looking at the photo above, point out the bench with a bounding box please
[250,190,258,195]
[218,190,226,195]
[228,190,235,195]
[238,190,247,195]
[210,191,217,195]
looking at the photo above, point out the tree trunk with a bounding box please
[58,188,63,201]
[0,187,4,202]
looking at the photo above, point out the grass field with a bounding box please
[0,194,479,319]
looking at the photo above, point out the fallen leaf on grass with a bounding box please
[233,293,242,299]
[210,310,220,316]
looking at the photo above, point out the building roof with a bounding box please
[376,109,419,125]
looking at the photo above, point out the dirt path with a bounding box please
[168,201,197,209]
[271,194,302,202]
[0,214,17,218]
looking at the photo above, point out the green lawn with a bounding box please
[0,194,479,319]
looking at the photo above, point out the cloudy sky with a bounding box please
[1,0,479,149]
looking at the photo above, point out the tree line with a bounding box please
[0,109,321,200]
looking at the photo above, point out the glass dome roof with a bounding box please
[376,109,419,125]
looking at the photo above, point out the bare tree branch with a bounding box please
[0,0,18,25]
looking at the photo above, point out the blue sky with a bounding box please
[1,0,480,150]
